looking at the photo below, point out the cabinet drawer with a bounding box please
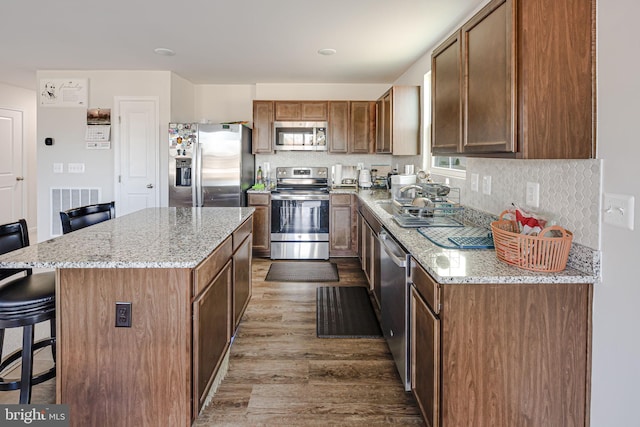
[330,194,352,206]
[248,193,270,206]
[193,236,232,297]
[410,258,440,314]
[233,217,253,252]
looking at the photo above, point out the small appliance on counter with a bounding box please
[358,168,372,189]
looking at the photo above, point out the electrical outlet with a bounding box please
[471,173,479,192]
[482,175,492,195]
[115,302,132,328]
[526,182,540,208]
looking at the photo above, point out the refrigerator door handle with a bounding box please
[193,141,202,207]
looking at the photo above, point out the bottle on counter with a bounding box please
[256,166,263,184]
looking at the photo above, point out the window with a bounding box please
[423,71,466,179]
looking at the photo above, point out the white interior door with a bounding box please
[114,97,159,216]
[0,108,24,224]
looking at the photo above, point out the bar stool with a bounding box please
[0,219,56,404]
[60,201,115,234]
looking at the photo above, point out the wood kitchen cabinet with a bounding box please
[232,217,252,332]
[358,203,382,308]
[274,101,328,121]
[328,101,349,153]
[193,237,233,416]
[350,101,376,153]
[431,31,462,154]
[376,86,421,155]
[329,193,358,257]
[252,101,274,154]
[431,0,595,158]
[328,101,376,154]
[410,258,592,426]
[248,193,270,257]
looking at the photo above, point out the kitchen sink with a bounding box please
[376,201,398,215]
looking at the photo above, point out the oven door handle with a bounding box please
[378,231,407,268]
[271,194,330,201]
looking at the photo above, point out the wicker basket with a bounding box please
[490,211,573,272]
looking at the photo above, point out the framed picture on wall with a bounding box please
[39,79,88,107]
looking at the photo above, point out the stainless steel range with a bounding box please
[270,167,330,260]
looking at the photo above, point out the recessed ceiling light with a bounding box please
[317,48,337,56]
[154,47,175,56]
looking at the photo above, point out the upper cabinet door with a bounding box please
[328,101,349,153]
[274,101,328,121]
[431,31,463,155]
[349,101,375,154]
[252,101,274,154]
[462,0,516,154]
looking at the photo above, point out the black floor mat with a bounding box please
[316,286,382,338]
[265,262,339,282]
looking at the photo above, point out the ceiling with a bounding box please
[1,0,485,91]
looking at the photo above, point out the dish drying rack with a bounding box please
[391,186,463,228]
[392,186,462,217]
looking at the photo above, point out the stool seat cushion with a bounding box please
[0,271,55,312]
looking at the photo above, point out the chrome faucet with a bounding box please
[399,184,423,195]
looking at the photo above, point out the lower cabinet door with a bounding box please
[233,236,252,331]
[193,260,232,415]
[411,286,440,427]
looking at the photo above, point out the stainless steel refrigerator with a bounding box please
[169,123,253,207]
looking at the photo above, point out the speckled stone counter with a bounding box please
[357,191,598,285]
[0,207,254,269]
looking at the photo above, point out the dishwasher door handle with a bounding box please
[378,231,407,268]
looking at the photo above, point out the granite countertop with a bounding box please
[357,190,598,285]
[0,207,254,269]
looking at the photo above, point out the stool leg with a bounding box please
[19,325,35,404]
[50,319,56,363]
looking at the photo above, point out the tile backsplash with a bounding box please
[433,158,602,250]
[257,153,602,250]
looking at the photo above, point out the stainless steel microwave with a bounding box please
[273,121,328,151]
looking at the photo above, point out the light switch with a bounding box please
[68,163,85,173]
[603,193,635,230]
[482,175,492,195]
[53,163,63,173]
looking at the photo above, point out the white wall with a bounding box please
[36,70,172,241]
[170,73,195,123]
[0,83,37,238]
[591,1,640,425]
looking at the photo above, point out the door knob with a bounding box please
[146,183,154,189]
[16,176,24,181]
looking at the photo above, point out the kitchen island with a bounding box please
[0,207,254,427]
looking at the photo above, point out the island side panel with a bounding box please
[56,268,193,427]
[440,283,592,427]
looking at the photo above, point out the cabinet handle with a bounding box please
[16,176,25,181]
[146,183,154,189]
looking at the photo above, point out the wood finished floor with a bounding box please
[0,258,424,426]
[194,258,424,426]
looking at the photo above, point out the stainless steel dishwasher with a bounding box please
[378,228,411,391]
